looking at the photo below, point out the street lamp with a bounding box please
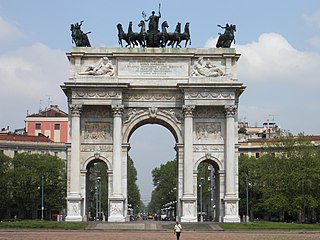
[42,176,44,220]
[246,175,251,222]
[96,176,101,221]
[199,177,204,222]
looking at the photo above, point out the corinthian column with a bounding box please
[182,105,195,196]
[112,105,124,197]
[180,105,197,222]
[223,105,240,222]
[66,104,82,222]
[108,105,125,222]
[224,105,237,195]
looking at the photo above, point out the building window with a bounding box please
[35,123,41,129]
[54,124,60,130]
[0,149,3,154]
[27,150,32,155]
[14,150,18,156]
[255,152,260,158]
[54,152,58,157]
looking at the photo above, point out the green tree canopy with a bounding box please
[148,159,177,212]
[127,155,142,214]
[239,133,320,223]
[6,153,66,219]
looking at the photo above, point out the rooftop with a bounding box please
[27,105,67,118]
[0,134,53,143]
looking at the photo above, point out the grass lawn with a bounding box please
[218,221,320,230]
[0,220,87,229]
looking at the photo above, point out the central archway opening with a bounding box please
[129,124,177,220]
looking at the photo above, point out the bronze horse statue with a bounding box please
[137,20,147,47]
[216,24,236,48]
[165,22,181,48]
[118,21,147,47]
[127,21,139,47]
[177,22,191,48]
[117,23,130,47]
[117,20,191,48]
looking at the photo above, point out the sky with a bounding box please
[1,0,320,204]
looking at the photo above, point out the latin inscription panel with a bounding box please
[118,58,189,77]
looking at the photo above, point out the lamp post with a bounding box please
[41,176,44,220]
[246,175,251,222]
[96,176,101,221]
[200,177,204,222]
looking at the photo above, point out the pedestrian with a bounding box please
[174,220,182,240]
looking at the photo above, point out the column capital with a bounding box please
[182,105,195,117]
[112,105,124,117]
[69,104,82,116]
[224,105,237,117]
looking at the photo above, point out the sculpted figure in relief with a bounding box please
[80,57,114,76]
[192,57,224,77]
[84,123,110,140]
[196,123,222,140]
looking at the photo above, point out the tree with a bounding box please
[127,155,142,214]
[148,159,177,213]
[0,153,11,219]
[238,133,320,223]
[238,155,262,221]
[7,153,66,219]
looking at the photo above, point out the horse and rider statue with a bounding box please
[216,24,236,48]
[70,11,236,49]
[70,21,91,47]
[117,4,191,48]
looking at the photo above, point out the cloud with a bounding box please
[308,36,320,49]
[205,33,320,134]
[304,9,320,29]
[0,43,69,129]
[0,43,68,99]
[205,33,320,87]
[0,16,24,43]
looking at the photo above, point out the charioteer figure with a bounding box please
[142,4,162,47]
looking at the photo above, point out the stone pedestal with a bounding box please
[65,193,83,222]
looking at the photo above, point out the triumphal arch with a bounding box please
[62,46,245,222]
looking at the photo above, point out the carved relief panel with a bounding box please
[83,122,112,141]
[195,122,223,142]
[80,106,113,143]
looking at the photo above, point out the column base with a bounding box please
[65,193,83,222]
[181,216,197,222]
[108,195,126,222]
[180,195,197,222]
[223,196,240,223]
[223,215,241,223]
[65,215,83,222]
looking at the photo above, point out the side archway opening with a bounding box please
[196,158,221,222]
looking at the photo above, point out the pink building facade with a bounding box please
[25,105,68,143]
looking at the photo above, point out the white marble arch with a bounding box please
[62,47,244,223]
[123,110,183,144]
[194,154,223,172]
[82,154,112,171]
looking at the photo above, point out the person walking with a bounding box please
[174,220,182,240]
